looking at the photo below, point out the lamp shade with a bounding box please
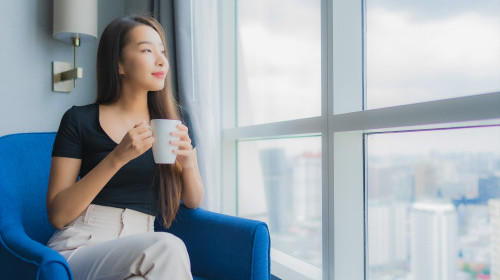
[53,0,98,44]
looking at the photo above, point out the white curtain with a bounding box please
[173,0,221,211]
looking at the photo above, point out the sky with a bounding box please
[236,0,500,122]
[366,1,500,109]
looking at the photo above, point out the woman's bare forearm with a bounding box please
[47,151,125,229]
[180,152,204,208]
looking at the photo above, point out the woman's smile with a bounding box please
[152,71,166,79]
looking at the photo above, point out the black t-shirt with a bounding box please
[52,103,196,215]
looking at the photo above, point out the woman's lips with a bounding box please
[152,71,166,78]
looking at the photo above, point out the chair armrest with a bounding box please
[0,224,72,280]
[156,205,270,280]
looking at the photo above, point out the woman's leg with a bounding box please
[67,232,192,280]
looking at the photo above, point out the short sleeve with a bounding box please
[180,106,197,149]
[52,106,83,158]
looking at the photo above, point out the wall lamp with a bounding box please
[52,0,97,93]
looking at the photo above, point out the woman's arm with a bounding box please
[46,121,154,229]
[172,123,204,208]
[180,148,204,208]
[46,154,123,229]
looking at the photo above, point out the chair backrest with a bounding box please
[0,133,57,245]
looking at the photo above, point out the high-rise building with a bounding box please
[489,199,500,280]
[480,176,500,202]
[259,148,293,233]
[368,202,409,267]
[414,164,437,201]
[410,201,458,280]
[369,204,391,266]
[294,152,322,221]
[368,164,393,199]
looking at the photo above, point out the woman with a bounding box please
[46,15,203,280]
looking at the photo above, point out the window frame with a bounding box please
[218,0,500,279]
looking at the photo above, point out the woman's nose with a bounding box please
[156,52,166,67]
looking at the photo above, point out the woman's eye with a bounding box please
[141,49,152,53]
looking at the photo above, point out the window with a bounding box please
[236,0,321,126]
[238,137,322,268]
[367,127,500,280]
[228,0,323,278]
[219,0,500,279]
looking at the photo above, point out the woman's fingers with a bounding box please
[137,129,153,140]
[171,132,191,143]
[113,121,154,164]
[177,123,188,131]
[133,121,151,134]
[124,124,152,150]
[171,140,193,150]
[173,148,194,156]
[144,135,155,147]
[133,120,149,129]
[170,124,195,168]
[129,121,153,140]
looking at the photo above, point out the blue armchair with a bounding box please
[0,132,270,280]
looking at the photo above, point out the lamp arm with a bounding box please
[71,36,80,88]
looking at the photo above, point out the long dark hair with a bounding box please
[96,15,182,228]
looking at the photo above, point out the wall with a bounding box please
[0,0,149,137]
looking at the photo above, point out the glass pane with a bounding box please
[237,0,321,126]
[366,126,500,280]
[238,137,322,269]
[366,1,500,109]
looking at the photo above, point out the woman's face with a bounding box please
[119,25,169,92]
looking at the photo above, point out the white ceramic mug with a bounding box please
[151,119,181,164]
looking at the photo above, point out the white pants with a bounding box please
[47,204,192,280]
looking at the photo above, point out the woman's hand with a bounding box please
[171,123,196,169]
[111,121,154,166]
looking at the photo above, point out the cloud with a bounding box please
[367,0,500,22]
[367,8,500,108]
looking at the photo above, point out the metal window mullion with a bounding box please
[222,90,500,143]
[222,116,322,140]
[331,0,365,279]
[332,91,500,133]
[321,0,335,279]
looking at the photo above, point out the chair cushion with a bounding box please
[0,132,57,244]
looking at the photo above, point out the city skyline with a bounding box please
[368,141,499,280]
